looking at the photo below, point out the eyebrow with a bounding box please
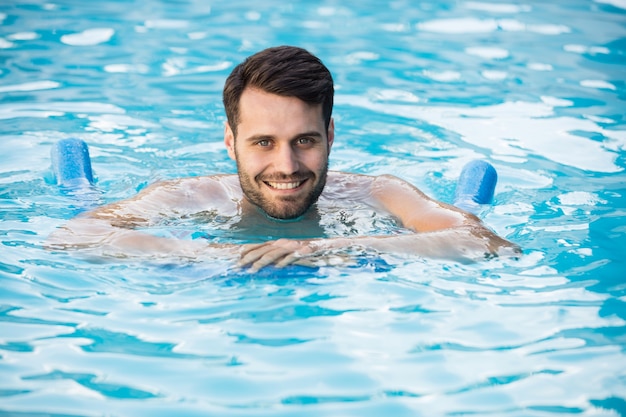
[294,131,324,140]
[242,131,324,143]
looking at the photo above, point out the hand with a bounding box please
[238,239,317,272]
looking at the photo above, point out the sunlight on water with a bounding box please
[338,95,625,173]
[1,0,625,416]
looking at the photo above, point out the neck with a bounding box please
[236,200,326,240]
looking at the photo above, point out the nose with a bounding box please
[274,144,300,174]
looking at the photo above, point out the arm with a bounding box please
[368,173,520,256]
[46,176,241,262]
[238,174,520,271]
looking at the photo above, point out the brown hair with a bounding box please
[223,46,334,136]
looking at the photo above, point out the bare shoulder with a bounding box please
[326,171,380,188]
[325,171,422,199]
[327,171,421,189]
[328,171,468,232]
[165,174,241,202]
[87,174,241,221]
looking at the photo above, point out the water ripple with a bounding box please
[446,369,564,395]
[23,370,160,399]
[229,332,314,347]
[1,1,624,415]
[54,327,227,361]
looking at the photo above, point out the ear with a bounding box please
[326,117,335,154]
[224,122,236,160]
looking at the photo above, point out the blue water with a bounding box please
[1,0,626,416]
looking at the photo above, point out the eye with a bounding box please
[257,139,271,147]
[297,137,315,146]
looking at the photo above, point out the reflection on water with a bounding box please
[1,0,625,415]
[143,192,405,244]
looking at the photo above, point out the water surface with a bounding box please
[1,1,625,416]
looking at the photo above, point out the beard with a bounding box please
[236,161,328,220]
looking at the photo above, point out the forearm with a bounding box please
[46,218,238,261]
[238,225,520,271]
[339,225,520,262]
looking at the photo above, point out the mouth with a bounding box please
[264,179,307,190]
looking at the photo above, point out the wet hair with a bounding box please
[223,45,334,136]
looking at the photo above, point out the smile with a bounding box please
[265,180,305,190]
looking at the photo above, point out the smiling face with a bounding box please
[224,87,334,220]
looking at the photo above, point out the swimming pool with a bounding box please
[1,0,625,415]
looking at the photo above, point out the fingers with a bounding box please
[241,247,290,272]
[238,239,327,272]
[238,239,306,272]
[274,252,303,269]
[236,239,354,272]
[238,243,265,261]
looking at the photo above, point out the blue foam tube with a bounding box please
[51,138,94,188]
[49,140,495,218]
[454,160,498,215]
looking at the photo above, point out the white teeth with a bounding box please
[267,181,302,190]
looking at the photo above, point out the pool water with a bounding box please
[1,0,626,415]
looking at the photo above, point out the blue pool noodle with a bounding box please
[50,139,496,216]
[453,160,497,214]
[51,138,94,188]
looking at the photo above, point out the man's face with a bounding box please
[224,87,334,220]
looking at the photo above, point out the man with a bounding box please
[48,46,520,271]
